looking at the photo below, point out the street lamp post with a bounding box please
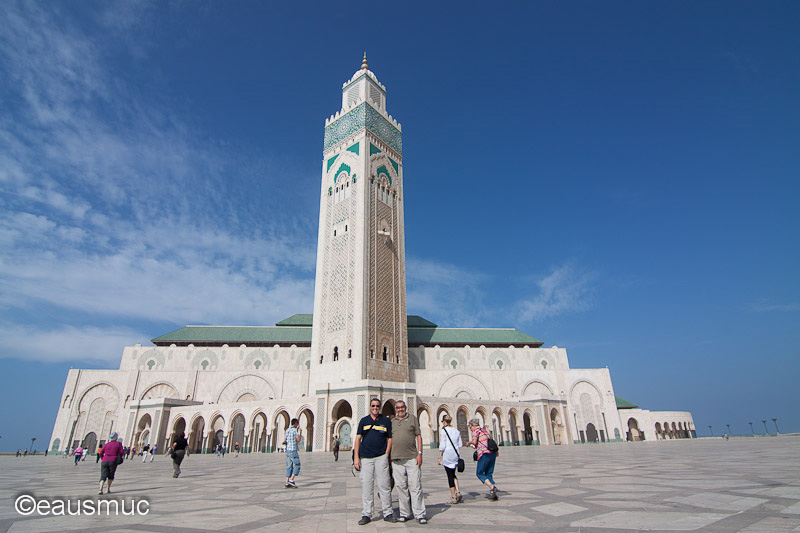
[726,424,732,436]
[708,425,713,437]
[772,418,780,434]
[749,422,755,436]
[29,437,36,453]
[762,420,769,435]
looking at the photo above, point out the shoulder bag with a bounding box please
[443,428,465,472]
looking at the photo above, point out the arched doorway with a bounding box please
[208,414,225,452]
[474,407,487,429]
[83,432,98,454]
[189,416,205,453]
[251,412,268,453]
[523,412,534,445]
[51,438,61,453]
[298,408,314,451]
[171,417,186,451]
[586,423,598,443]
[381,399,396,419]
[135,414,152,449]
[550,408,564,445]
[435,406,451,448]
[331,400,353,450]
[417,406,433,448]
[456,407,470,443]
[491,409,504,444]
[273,410,290,452]
[509,411,519,445]
[231,413,245,451]
[628,418,643,441]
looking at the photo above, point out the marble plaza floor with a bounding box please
[1,436,799,532]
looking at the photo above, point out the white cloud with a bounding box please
[406,257,490,327]
[516,264,596,322]
[0,323,148,364]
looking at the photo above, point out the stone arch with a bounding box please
[208,413,226,451]
[536,349,556,370]
[456,405,470,442]
[508,408,521,445]
[521,379,554,398]
[523,409,535,444]
[437,372,490,399]
[62,395,70,408]
[453,387,476,399]
[434,404,452,447]
[297,407,314,451]
[628,417,643,441]
[77,382,120,412]
[216,374,277,404]
[188,415,205,453]
[135,413,152,448]
[139,381,179,400]
[381,399,396,418]
[417,404,433,448]
[272,409,291,451]
[51,438,61,452]
[474,406,488,428]
[550,407,564,445]
[491,408,504,443]
[442,349,466,370]
[251,410,268,452]
[230,412,246,450]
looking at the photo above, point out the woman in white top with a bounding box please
[437,415,463,504]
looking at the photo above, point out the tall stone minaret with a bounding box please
[310,55,408,392]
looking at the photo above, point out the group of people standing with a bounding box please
[349,398,500,526]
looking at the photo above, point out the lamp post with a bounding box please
[762,420,769,435]
[772,418,780,434]
[708,425,713,436]
[726,424,732,436]
[29,437,36,453]
[749,422,755,436]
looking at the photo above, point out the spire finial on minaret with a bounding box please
[361,52,368,70]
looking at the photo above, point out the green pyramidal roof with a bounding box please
[615,396,639,409]
[275,314,313,327]
[152,314,542,347]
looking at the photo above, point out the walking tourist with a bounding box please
[98,431,123,495]
[74,446,83,465]
[438,415,463,505]
[468,419,499,501]
[353,398,395,525]
[284,419,302,488]
[150,444,157,461]
[391,400,427,524]
[235,442,240,457]
[141,443,150,463]
[171,431,188,478]
[96,444,102,463]
[333,435,340,461]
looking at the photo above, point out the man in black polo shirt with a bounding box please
[353,398,394,525]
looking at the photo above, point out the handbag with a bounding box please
[442,428,465,472]
[115,454,124,465]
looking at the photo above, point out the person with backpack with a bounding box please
[468,419,499,501]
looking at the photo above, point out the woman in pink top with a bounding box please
[468,419,499,501]
[73,446,83,465]
[98,432,124,495]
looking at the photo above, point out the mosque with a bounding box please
[49,57,695,456]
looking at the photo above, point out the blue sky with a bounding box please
[1,2,798,451]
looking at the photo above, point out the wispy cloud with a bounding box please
[516,264,596,322]
[749,300,800,313]
[406,257,490,327]
[0,3,316,362]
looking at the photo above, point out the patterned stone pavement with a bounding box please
[1,436,799,532]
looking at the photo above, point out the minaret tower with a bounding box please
[310,55,408,391]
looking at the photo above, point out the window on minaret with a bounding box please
[333,347,339,361]
[348,349,352,359]
[382,346,388,361]
[370,349,375,359]
[320,355,324,364]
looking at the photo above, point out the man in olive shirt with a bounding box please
[391,400,427,524]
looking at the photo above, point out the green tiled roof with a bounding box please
[152,315,542,347]
[615,396,639,409]
[408,327,542,346]
[152,326,311,346]
[275,314,313,327]
[407,315,437,328]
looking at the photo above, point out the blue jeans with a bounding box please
[476,452,496,484]
[285,450,301,478]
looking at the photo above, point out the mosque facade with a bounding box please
[49,59,695,456]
